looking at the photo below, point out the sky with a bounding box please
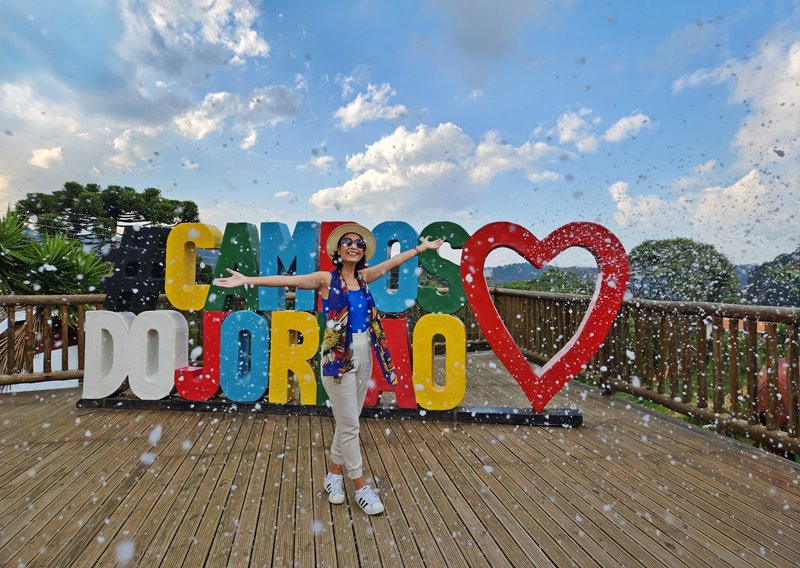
[1,0,799,267]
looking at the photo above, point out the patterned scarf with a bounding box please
[322,269,397,385]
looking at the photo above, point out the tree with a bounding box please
[628,238,740,303]
[745,246,800,307]
[0,209,112,373]
[0,210,34,295]
[15,182,199,248]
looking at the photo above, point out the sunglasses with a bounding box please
[339,237,367,250]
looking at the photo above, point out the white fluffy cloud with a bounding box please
[603,113,650,142]
[29,146,64,169]
[118,0,269,74]
[309,122,562,216]
[610,169,800,263]
[334,83,407,130]
[300,155,335,172]
[554,108,598,153]
[174,86,301,145]
[109,127,162,169]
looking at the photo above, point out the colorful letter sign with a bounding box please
[83,220,630,414]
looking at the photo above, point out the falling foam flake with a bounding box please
[148,425,163,446]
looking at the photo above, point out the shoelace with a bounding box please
[357,486,380,506]
[327,475,344,494]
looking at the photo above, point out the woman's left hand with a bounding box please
[419,236,445,251]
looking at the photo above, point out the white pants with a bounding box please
[321,331,372,480]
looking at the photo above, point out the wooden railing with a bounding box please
[3,290,798,453]
[0,294,104,386]
[491,288,800,453]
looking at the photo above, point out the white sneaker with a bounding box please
[354,485,384,515]
[324,473,345,505]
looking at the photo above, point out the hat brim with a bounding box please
[326,223,376,261]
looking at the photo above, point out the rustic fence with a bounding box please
[2,290,798,453]
[492,288,800,453]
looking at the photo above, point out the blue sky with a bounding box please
[1,0,799,266]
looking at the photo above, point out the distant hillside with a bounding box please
[485,263,598,285]
[486,262,756,290]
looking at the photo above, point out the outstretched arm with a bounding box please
[214,268,331,291]
[360,236,444,284]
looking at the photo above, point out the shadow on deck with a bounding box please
[1,351,799,567]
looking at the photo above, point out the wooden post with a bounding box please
[696,316,708,409]
[786,324,799,437]
[728,319,740,418]
[711,316,724,413]
[745,319,759,425]
[763,322,779,431]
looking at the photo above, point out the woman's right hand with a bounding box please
[214,268,248,288]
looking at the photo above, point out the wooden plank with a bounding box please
[113,413,229,567]
[225,416,278,566]
[177,415,256,567]
[306,416,340,568]
[42,413,202,567]
[137,415,244,566]
[356,420,421,567]
[249,416,290,566]
[0,410,161,560]
[91,413,223,567]
[155,416,247,567]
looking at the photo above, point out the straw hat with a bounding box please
[325,223,376,261]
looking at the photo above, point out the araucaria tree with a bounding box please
[628,238,740,303]
[15,182,200,248]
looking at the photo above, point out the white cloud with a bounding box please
[174,92,235,140]
[467,131,560,184]
[673,32,800,169]
[300,155,335,172]
[0,83,79,132]
[118,0,269,75]
[334,83,407,130]
[309,122,561,216]
[671,65,731,94]
[527,170,561,183]
[609,169,800,263]
[109,127,162,169]
[695,159,716,174]
[30,146,64,169]
[467,89,483,101]
[199,200,277,229]
[180,156,199,169]
[274,191,290,197]
[174,86,301,145]
[554,108,598,153]
[603,113,650,142]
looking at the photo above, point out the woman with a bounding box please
[215,223,443,515]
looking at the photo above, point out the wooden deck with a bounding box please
[1,351,799,567]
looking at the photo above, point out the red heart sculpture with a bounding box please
[461,222,629,412]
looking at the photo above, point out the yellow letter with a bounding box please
[165,223,223,310]
[412,314,466,410]
[268,311,320,404]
